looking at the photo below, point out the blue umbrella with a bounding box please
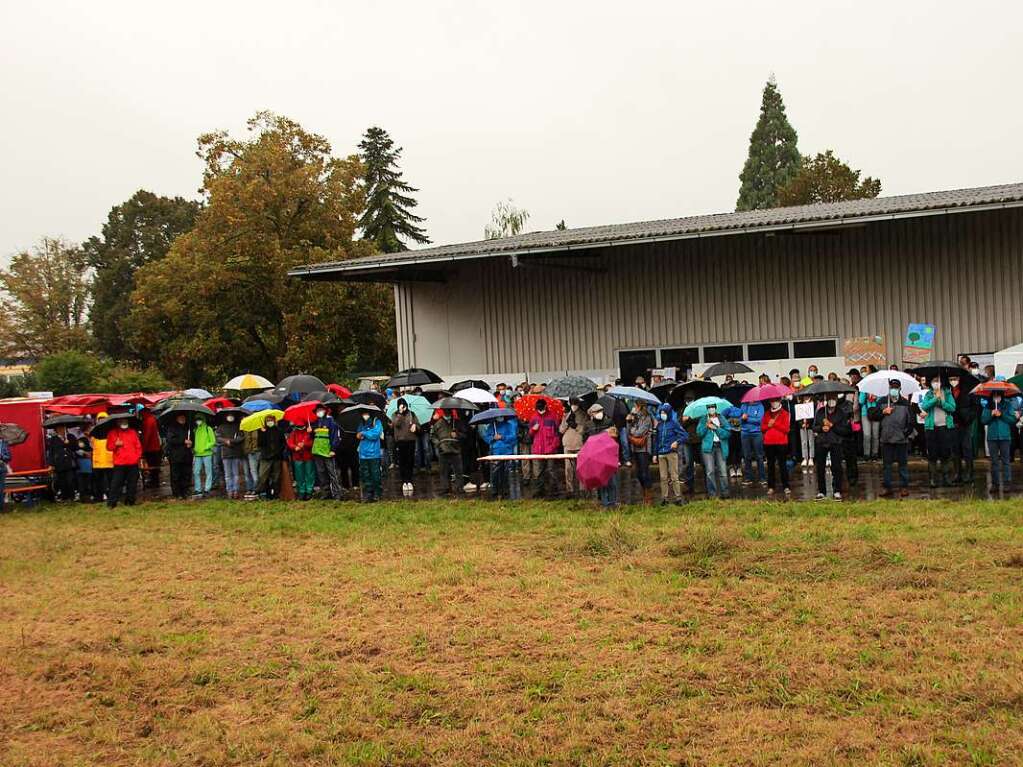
[607,385,661,406]
[469,407,516,425]
[241,399,274,412]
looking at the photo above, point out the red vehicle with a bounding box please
[0,397,52,501]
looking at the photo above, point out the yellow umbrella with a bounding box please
[240,409,284,432]
[224,373,274,390]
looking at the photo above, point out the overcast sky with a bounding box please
[2,0,1021,264]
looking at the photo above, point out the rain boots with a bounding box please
[928,461,939,489]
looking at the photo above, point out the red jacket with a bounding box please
[140,411,162,452]
[287,429,313,461]
[107,428,143,466]
[761,407,790,446]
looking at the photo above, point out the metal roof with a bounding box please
[290,181,1023,280]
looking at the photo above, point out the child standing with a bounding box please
[357,412,384,502]
[287,425,315,500]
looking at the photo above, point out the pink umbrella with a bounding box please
[576,431,620,490]
[741,383,793,403]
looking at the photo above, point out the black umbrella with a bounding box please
[213,407,248,426]
[450,379,491,392]
[421,389,452,404]
[270,374,327,399]
[649,381,678,403]
[433,396,479,411]
[157,401,215,422]
[152,396,205,415]
[302,391,343,405]
[721,383,756,406]
[799,381,857,398]
[0,422,29,445]
[91,413,140,439]
[349,389,387,409]
[546,375,599,400]
[337,403,384,432]
[244,391,285,405]
[667,380,722,411]
[385,368,444,389]
[703,361,753,378]
[43,414,91,429]
[905,361,976,385]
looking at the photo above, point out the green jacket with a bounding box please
[980,399,1017,441]
[919,388,956,430]
[193,421,217,457]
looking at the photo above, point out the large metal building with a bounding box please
[291,183,1023,384]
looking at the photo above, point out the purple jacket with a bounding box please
[529,413,561,454]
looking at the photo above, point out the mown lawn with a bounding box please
[1,498,1022,766]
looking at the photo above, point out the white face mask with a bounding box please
[593,412,603,421]
[316,410,326,418]
[931,381,941,391]
[659,412,668,421]
[770,401,782,411]
[266,420,275,428]
[226,415,235,423]
[948,378,959,389]
[119,422,130,430]
[362,414,370,422]
[570,404,579,412]
[827,399,837,408]
[707,408,717,416]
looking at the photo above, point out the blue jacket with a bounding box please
[696,414,731,457]
[356,417,384,460]
[738,402,764,435]
[980,398,1017,441]
[654,403,686,455]
[480,417,518,456]
[313,416,343,451]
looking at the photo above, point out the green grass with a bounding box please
[2,497,1023,766]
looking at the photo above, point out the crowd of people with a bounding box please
[2,355,1020,513]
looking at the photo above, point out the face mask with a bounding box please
[889,388,900,399]
[770,401,782,411]
[536,406,546,415]
[362,414,370,421]
[827,399,837,408]
[659,412,668,421]
[707,407,716,416]
[226,415,235,423]
[931,381,941,391]
[993,395,1003,404]
[119,422,129,430]
[593,413,603,421]
[809,370,818,377]
[316,410,326,418]
[949,379,959,389]
[837,393,845,400]
[570,404,579,412]
[266,421,275,428]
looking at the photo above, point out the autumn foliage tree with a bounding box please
[126,112,396,386]
[776,150,882,206]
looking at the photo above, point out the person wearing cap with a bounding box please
[980,390,1017,491]
[868,379,915,497]
[919,376,957,488]
[583,402,619,507]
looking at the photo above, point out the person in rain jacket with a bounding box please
[164,414,193,500]
[216,412,246,499]
[74,427,94,502]
[625,401,655,504]
[738,399,765,485]
[919,377,957,488]
[867,379,915,497]
[139,408,163,490]
[310,407,343,500]
[696,404,730,499]
[559,398,587,496]
[91,412,114,502]
[761,398,791,496]
[255,415,287,500]
[286,424,315,500]
[653,402,686,505]
[431,410,466,496]
[480,414,520,500]
[46,426,77,501]
[528,399,561,498]
[390,398,421,497]
[582,402,619,508]
[981,392,1017,490]
[812,396,851,500]
[948,371,978,485]
[356,411,384,502]
[191,416,217,497]
[107,419,143,509]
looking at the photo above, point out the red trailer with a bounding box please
[0,397,51,499]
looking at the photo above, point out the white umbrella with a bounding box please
[456,386,498,405]
[859,370,921,398]
[224,373,274,390]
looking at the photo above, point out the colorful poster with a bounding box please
[904,322,935,363]
[843,336,886,367]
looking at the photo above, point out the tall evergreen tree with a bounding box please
[358,126,429,253]
[736,77,801,211]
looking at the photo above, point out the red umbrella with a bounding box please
[327,383,352,398]
[741,383,793,403]
[203,396,239,412]
[970,380,1021,398]
[513,394,565,423]
[283,401,319,425]
[576,431,620,490]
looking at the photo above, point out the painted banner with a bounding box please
[904,322,935,363]
[843,335,886,367]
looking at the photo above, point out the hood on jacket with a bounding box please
[657,402,675,419]
[587,403,604,417]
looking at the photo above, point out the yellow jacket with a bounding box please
[91,413,114,469]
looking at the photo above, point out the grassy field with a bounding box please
[2,498,1022,767]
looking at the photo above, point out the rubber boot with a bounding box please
[941,460,953,487]
[951,456,963,485]
[928,461,938,489]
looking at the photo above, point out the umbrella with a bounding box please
[157,401,215,422]
[469,407,517,426]
[450,379,491,392]
[859,371,921,399]
[722,383,755,406]
[682,396,733,420]
[576,431,620,490]
[302,391,344,406]
[455,387,497,406]
[971,380,1021,399]
[202,396,239,412]
[213,407,248,426]
[283,401,320,426]
[741,383,793,403]
[223,373,274,391]
[337,404,384,432]
[91,413,139,439]
[182,388,213,399]
[349,389,387,410]
[385,394,434,425]
[904,361,966,382]
[703,361,753,378]
[649,381,677,403]
[799,381,857,398]
[434,396,479,412]
[240,409,285,432]
[269,374,327,401]
[327,383,352,398]
[0,423,29,445]
[152,396,205,415]
[240,399,275,413]
[606,386,661,405]
[43,414,91,429]
[667,380,722,410]
[512,394,563,422]
[385,368,444,389]
[545,375,598,400]
[421,389,453,404]
[1008,374,1023,391]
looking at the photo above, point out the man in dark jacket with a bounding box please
[46,426,78,501]
[163,415,193,500]
[216,413,246,499]
[812,396,851,500]
[255,416,287,500]
[868,379,916,497]
[948,371,977,485]
[431,410,466,496]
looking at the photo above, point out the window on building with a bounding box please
[618,349,657,385]
[703,344,744,363]
[792,339,837,359]
[747,341,791,361]
[660,347,699,366]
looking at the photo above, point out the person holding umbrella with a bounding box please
[812,394,851,500]
[310,406,343,500]
[216,410,246,500]
[356,409,384,502]
[761,398,791,497]
[738,395,765,487]
[919,376,957,488]
[106,417,143,509]
[192,415,217,498]
[653,402,686,505]
[431,409,466,497]
[74,425,94,502]
[582,402,619,508]
[46,424,78,501]
[255,413,287,500]
[948,371,978,486]
[91,412,114,502]
[286,422,315,500]
[164,413,194,500]
[696,402,730,499]
[476,409,520,500]
[139,408,163,490]
[980,389,1017,491]
[625,400,655,504]
[529,398,562,498]
[559,398,587,497]
[868,379,915,498]
[0,434,10,513]
[390,398,422,497]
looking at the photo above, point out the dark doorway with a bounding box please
[618,349,656,386]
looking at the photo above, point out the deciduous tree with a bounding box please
[776,150,881,206]
[485,200,530,239]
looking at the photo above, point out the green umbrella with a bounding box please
[682,396,733,420]
[386,394,433,424]
[1008,374,1023,391]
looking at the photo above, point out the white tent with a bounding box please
[994,342,1023,378]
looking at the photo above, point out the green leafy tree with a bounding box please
[83,191,199,361]
[33,351,103,395]
[0,237,91,358]
[776,150,882,206]
[127,111,396,385]
[485,200,530,239]
[736,77,801,211]
[97,365,172,393]
[358,126,429,253]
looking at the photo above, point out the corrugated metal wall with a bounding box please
[403,207,1023,375]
